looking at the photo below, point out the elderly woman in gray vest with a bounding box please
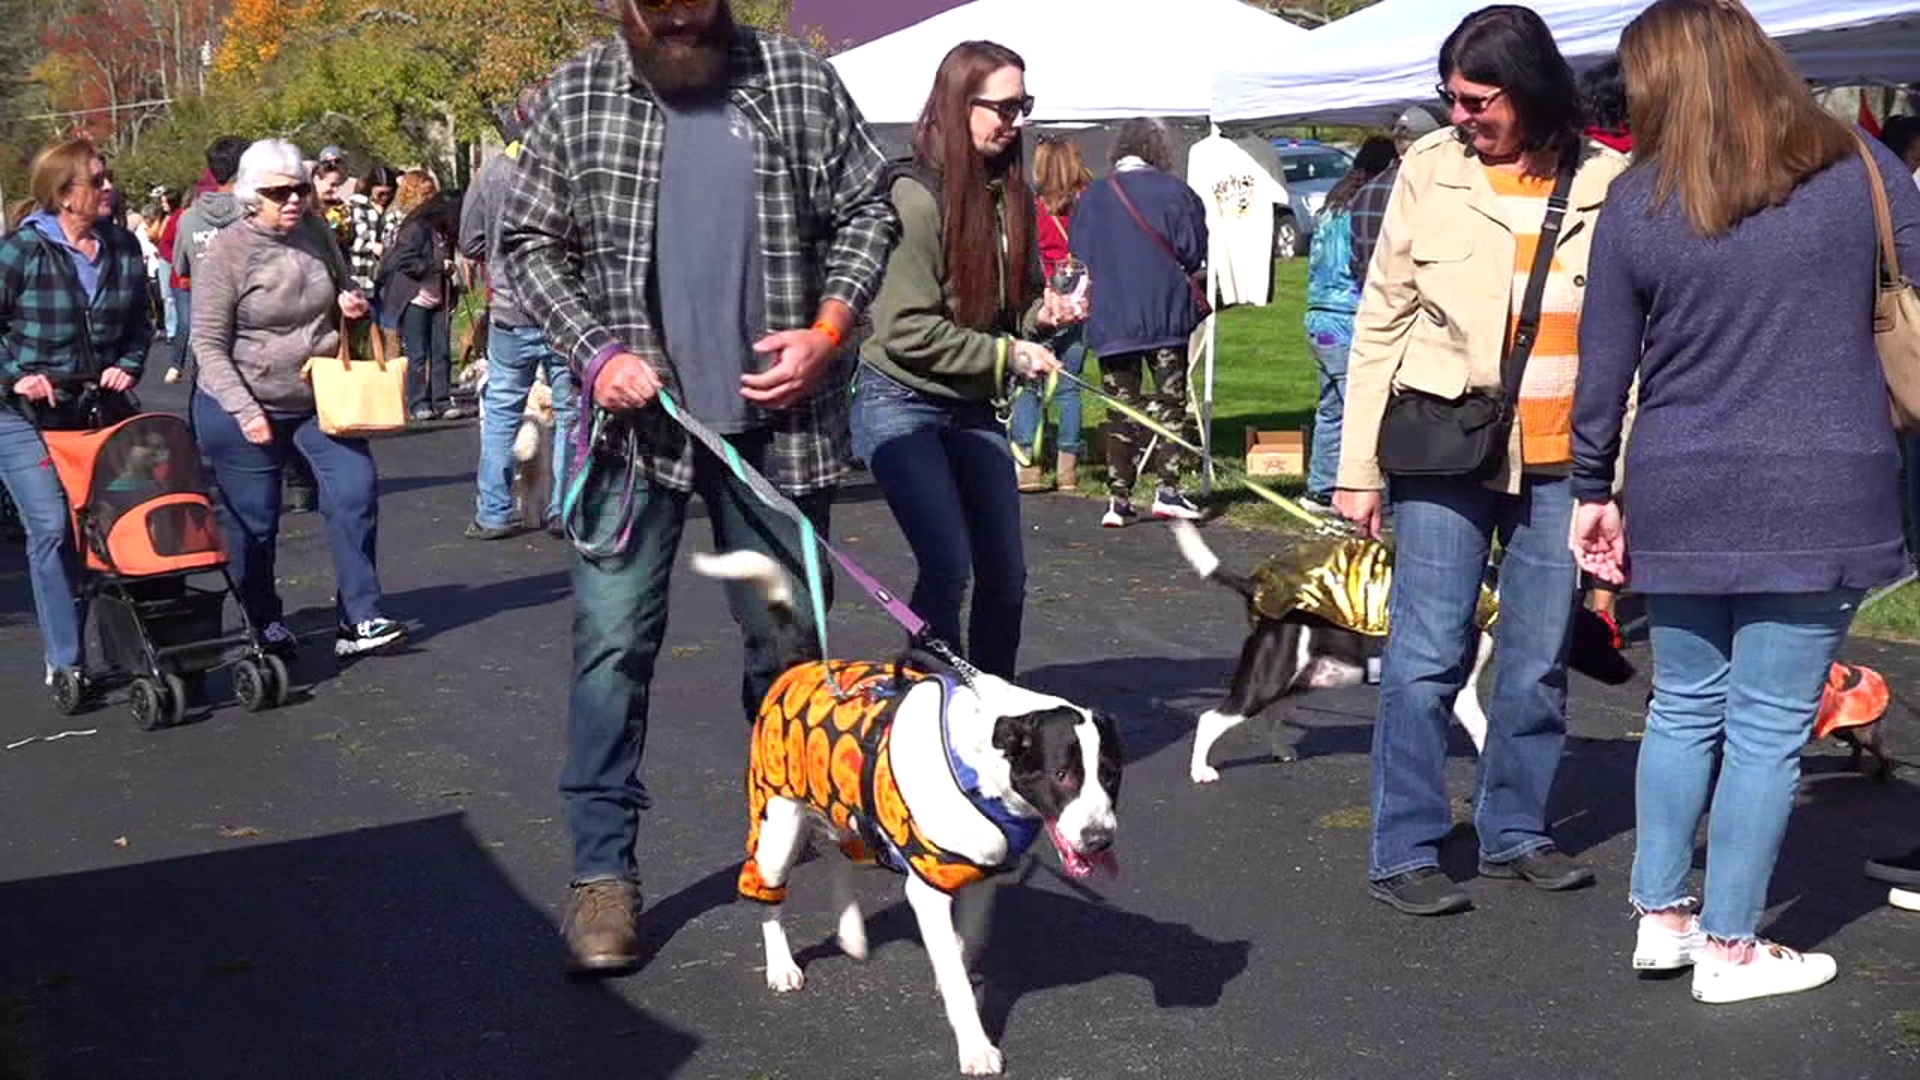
[191,138,406,662]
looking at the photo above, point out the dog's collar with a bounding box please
[935,674,1042,864]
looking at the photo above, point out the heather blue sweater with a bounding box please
[1070,165,1208,356]
[1572,135,1920,594]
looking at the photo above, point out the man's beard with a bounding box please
[624,0,735,100]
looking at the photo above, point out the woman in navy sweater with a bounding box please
[1571,0,1920,1004]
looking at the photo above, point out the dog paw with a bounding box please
[957,1040,1003,1075]
[765,960,805,993]
[1190,764,1221,784]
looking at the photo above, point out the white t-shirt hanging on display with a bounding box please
[1186,131,1285,309]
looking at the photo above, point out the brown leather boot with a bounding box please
[1017,464,1054,493]
[1055,451,1078,490]
[562,878,642,974]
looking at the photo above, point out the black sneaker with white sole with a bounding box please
[260,621,300,658]
[1101,497,1138,529]
[335,617,407,657]
[1151,488,1203,521]
[1369,867,1472,916]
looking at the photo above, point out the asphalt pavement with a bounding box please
[1,376,1916,1080]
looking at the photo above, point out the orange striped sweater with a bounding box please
[1487,167,1581,467]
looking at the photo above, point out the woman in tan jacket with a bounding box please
[1332,6,1628,917]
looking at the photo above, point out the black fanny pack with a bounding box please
[1375,163,1575,480]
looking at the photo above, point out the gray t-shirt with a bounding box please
[654,96,765,434]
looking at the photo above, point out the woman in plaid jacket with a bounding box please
[0,139,151,694]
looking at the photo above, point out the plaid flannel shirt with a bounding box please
[0,222,152,390]
[500,30,898,496]
[1347,162,1399,283]
[347,200,389,291]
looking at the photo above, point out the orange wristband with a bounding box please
[811,320,844,348]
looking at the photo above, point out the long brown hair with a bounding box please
[1033,136,1090,218]
[393,169,438,218]
[1620,0,1853,237]
[911,40,1034,328]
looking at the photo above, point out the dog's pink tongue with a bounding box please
[1046,822,1119,880]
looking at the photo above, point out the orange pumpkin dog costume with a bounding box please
[738,661,1041,905]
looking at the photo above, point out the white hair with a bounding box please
[233,139,307,212]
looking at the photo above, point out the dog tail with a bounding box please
[691,551,820,668]
[1169,521,1258,601]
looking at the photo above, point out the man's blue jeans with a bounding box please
[1370,473,1578,880]
[1629,590,1861,941]
[1304,312,1352,503]
[849,365,1026,678]
[1009,325,1086,459]
[473,323,578,529]
[561,428,832,883]
[0,409,82,668]
[192,392,387,628]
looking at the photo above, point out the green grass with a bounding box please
[1854,578,1920,642]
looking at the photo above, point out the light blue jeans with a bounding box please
[1629,590,1862,941]
[474,323,578,530]
[1370,473,1577,879]
[0,408,82,668]
[1303,311,1353,502]
[1009,325,1086,459]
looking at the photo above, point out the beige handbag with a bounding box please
[302,318,408,437]
[1857,136,1920,434]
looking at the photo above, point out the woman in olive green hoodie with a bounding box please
[850,40,1076,679]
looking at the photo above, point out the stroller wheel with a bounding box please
[129,678,169,732]
[233,659,271,713]
[50,668,89,716]
[263,655,291,707]
[163,673,189,727]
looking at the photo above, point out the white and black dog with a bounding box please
[1170,521,1635,784]
[693,550,1122,1076]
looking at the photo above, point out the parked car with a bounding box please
[1268,140,1354,259]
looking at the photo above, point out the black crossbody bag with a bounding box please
[1375,163,1575,479]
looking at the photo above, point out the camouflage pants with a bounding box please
[1101,346,1196,498]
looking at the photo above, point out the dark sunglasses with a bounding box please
[257,183,313,204]
[1435,84,1506,115]
[971,95,1035,124]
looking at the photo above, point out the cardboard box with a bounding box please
[1244,428,1307,477]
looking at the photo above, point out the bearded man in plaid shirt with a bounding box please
[500,0,897,974]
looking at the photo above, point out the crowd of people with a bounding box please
[0,0,1916,1020]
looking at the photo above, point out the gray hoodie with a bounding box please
[458,150,528,326]
[191,216,352,426]
[172,191,245,287]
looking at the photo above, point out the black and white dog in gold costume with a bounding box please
[693,550,1122,1076]
[1171,522,1635,784]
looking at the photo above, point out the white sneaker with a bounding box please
[1892,886,1920,912]
[1633,914,1705,971]
[335,617,407,657]
[1691,941,1838,1004]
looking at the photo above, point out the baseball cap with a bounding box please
[1393,105,1441,138]
[318,145,345,164]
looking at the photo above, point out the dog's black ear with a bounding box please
[992,714,1035,757]
[1092,710,1126,762]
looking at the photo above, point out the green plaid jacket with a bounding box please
[500,29,898,495]
[0,221,151,389]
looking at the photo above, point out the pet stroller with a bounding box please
[41,407,290,728]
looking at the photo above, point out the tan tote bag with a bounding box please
[303,318,408,437]
[1856,136,1920,434]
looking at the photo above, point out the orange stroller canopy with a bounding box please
[42,414,224,577]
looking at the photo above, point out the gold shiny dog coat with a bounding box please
[1247,537,1498,636]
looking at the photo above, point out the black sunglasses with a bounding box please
[971,95,1035,124]
[1435,84,1506,115]
[257,183,313,204]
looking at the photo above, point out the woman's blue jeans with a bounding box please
[1009,325,1086,459]
[850,365,1027,678]
[1304,311,1353,503]
[1629,590,1861,941]
[0,408,82,668]
[1370,473,1578,880]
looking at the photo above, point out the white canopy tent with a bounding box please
[1214,0,1920,126]
[830,0,1307,125]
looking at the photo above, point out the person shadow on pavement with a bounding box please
[0,813,699,1079]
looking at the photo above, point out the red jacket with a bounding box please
[1036,196,1072,281]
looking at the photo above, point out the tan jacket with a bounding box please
[1337,130,1630,494]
